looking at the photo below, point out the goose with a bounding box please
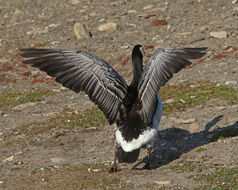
[20,45,206,172]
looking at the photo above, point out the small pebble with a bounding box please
[179,99,186,103]
[154,180,171,185]
[70,0,80,5]
[225,80,237,86]
[98,22,117,31]
[232,0,238,4]
[164,98,174,104]
[143,5,154,10]
[3,155,14,162]
[127,10,137,14]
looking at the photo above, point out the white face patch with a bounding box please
[140,46,146,57]
[115,128,157,152]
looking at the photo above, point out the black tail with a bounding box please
[116,146,140,163]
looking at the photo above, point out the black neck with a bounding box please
[130,46,143,88]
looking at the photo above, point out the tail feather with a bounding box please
[116,146,140,163]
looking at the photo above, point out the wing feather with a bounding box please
[20,48,128,124]
[138,47,207,123]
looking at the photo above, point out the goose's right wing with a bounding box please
[20,48,128,124]
[138,47,207,123]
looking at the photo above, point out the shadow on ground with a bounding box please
[136,115,238,169]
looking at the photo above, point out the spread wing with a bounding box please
[138,47,207,123]
[20,48,128,124]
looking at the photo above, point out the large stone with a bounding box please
[210,31,228,39]
[74,22,91,40]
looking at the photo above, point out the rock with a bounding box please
[234,6,238,11]
[232,0,238,4]
[74,22,91,40]
[12,102,39,111]
[176,31,192,36]
[99,18,105,22]
[189,122,200,133]
[164,98,174,104]
[50,157,65,164]
[121,45,129,49]
[200,26,208,31]
[143,13,156,19]
[152,19,168,26]
[127,10,137,14]
[215,106,226,110]
[166,24,171,30]
[14,9,22,16]
[27,28,49,36]
[179,99,186,103]
[0,132,3,136]
[154,180,171,185]
[43,112,58,117]
[3,155,14,162]
[143,5,154,10]
[210,31,228,39]
[15,151,23,155]
[70,0,80,5]
[182,118,196,124]
[98,22,117,31]
[172,118,196,124]
[46,23,61,29]
[225,80,237,86]
[0,57,10,64]
[89,12,96,17]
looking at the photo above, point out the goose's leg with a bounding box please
[109,146,119,173]
[132,147,152,170]
[144,147,152,169]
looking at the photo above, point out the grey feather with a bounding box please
[20,48,128,124]
[138,47,207,123]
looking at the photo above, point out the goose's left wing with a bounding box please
[137,47,207,123]
[20,48,128,124]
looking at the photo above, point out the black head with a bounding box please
[132,44,145,59]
